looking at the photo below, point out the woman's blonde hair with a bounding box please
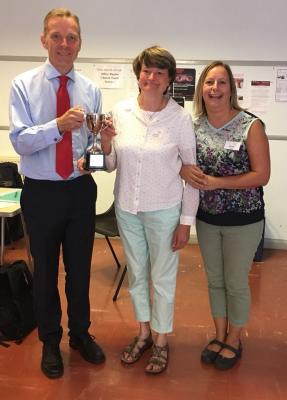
[193,61,242,118]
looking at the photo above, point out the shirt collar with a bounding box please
[43,59,75,82]
[133,95,173,122]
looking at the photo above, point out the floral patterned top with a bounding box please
[194,111,265,226]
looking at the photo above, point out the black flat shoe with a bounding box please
[214,341,242,370]
[41,343,64,379]
[201,339,225,364]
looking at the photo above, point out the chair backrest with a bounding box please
[97,203,116,218]
[95,202,119,237]
[0,162,24,243]
[95,202,127,301]
[0,162,23,188]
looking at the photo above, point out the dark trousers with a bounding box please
[21,174,97,344]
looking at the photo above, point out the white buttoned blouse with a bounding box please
[105,97,199,225]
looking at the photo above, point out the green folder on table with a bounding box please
[0,190,22,202]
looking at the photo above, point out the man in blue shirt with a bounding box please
[9,8,105,379]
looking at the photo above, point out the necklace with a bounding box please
[138,96,168,122]
[138,95,168,112]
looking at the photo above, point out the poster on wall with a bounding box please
[249,80,272,116]
[172,96,185,107]
[93,64,126,89]
[233,73,247,108]
[172,68,196,101]
[275,69,287,102]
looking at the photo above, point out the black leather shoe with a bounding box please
[201,339,225,364]
[69,334,105,364]
[41,343,64,379]
[214,341,242,370]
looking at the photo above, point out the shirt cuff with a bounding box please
[104,144,116,170]
[180,215,196,226]
[44,119,62,145]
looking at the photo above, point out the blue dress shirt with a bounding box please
[9,60,102,180]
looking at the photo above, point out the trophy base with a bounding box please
[84,152,106,171]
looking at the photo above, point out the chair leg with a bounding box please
[20,212,33,271]
[113,265,127,302]
[105,236,121,269]
[5,219,14,248]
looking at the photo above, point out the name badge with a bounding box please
[224,141,241,151]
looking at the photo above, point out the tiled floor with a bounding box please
[1,238,287,400]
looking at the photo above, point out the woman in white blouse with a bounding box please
[101,46,199,374]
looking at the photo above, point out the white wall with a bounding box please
[0,0,286,61]
[264,140,287,247]
[0,131,285,246]
[1,0,286,247]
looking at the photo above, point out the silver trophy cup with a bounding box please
[85,113,108,171]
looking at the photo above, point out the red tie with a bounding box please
[56,75,73,179]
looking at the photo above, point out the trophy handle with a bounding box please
[99,112,113,132]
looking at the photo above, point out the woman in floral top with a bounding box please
[181,61,270,370]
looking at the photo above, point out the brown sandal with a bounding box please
[121,332,153,364]
[145,344,169,375]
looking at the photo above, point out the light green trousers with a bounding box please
[116,204,181,333]
[196,219,264,326]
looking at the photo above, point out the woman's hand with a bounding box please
[180,164,212,189]
[77,156,90,174]
[172,224,191,251]
[101,119,117,155]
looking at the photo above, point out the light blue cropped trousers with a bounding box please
[115,204,181,333]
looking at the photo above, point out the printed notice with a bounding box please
[275,69,287,102]
[250,80,272,116]
[94,64,125,89]
[234,73,247,108]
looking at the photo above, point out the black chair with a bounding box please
[0,162,24,245]
[95,203,127,301]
